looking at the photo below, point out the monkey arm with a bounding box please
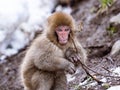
[34,56,73,72]
[65,38,87,64]
[74,39,87,64]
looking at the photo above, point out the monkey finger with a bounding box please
[75,54,81,61]
[66,68,74,74]
[71,54,79,62]
[78,56,82,62]
[70,54,77,62]
[68,63,76,74]
[71,70,75,74]
[73,57,78,62]
[68,68,75,74]
[68,57,74,63]
[70,65,76,74]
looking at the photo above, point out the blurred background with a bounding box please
[0,0,120,90]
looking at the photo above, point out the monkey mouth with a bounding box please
[59,40,67,45]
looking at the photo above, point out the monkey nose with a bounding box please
[61,33,66,36]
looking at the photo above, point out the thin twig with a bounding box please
[70,35,120,82]
[70,35,103,83]
[102,67,112,73]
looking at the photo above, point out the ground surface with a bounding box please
[0,0,120,90]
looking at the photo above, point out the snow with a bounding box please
[0,0,73,60]
[0,0,57,59]
[0,0,28,57]
[112,67,120,76]
[56,5,72,14]
[101,67,120,90]
[26,0,57,29]
[66,74,76,82]
[107,85,120,90]
[101,78,107,83]
[0,30,6,42]
[110,13,120,24]
[79,77,92,86]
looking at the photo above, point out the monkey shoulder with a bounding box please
[29,35,63,57]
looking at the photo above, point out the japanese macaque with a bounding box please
[20,12,87,90]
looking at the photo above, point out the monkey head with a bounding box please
[46,12,75,47]
[55,25,70,45]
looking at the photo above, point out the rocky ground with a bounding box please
[0,0,120,90]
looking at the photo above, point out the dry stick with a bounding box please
[102,67,112,73]
[70,34,103,84]
[80,60,103,84]
[70,34,120,83]
[102,67,120,78]
[80,61,120,78]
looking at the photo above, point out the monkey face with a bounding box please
[55,25,70,45]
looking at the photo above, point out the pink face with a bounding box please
[55,26,70,45]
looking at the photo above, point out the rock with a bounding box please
[110,13,120,24]
[110,40,120,56]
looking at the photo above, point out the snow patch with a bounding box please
[0,0,57,59]
[112,67,120,76]
[101,78,107,83]
[66,74,76,82]
[56,5,72,14]
[107,85,120,90]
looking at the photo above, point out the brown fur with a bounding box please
[47,12,75,50]
[20,12,87,90]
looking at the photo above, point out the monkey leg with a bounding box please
[31,71,54,90]
[52,71,68,90]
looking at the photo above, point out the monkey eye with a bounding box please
[65,28,70,31]
[57,29,62,32]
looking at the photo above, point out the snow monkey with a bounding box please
[20,12,87,90]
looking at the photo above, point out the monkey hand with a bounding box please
[68,53,81,64]
[65,48,81,64]
[65,62,76,74]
